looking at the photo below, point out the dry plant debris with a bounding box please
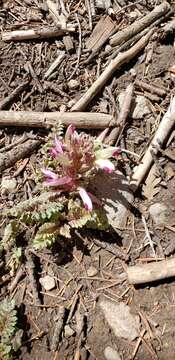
[0,1,175,359]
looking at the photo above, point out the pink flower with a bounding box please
[95,159,115,173]
[54,135,64,153]
[78,187,93,211]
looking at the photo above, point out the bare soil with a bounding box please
[0,1,175,360]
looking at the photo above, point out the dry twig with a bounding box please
[110,1,170,47]
[71,29,154,111]
[105,83,134,145]
[126,257,175,285]
[2,25,75,42]
[0,111,113,129]
[130,95,175,190]
[51,306,66,351]
[0,138,41,173]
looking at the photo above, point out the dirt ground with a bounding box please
[1,1,175,359]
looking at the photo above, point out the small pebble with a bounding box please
[64,325,75,337]
[67,79,79,90]
[39,275,55,291]
[104,346,121,360]
[87,266,98,277]
[1,177,17,194]
[149,202,172,225]
[67,99,77,108]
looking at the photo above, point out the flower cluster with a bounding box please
[42,125,121,211]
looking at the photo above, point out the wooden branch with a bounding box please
[0,80,29,110]
[0,111,113,129]
[135,80,166,97]
[130,95,175,190]
[126,258,175,285]
[105,83,134,145]
[0,139,41,173]
[1,25,75,42]
[71,29,154,112]
[110,1,170,47]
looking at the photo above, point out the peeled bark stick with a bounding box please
[0,139,41,173]
[135,80,166,97]
[0,81,29,110]
[71,29,154,112]
[110,1,170,47]
[44,50,66,80]
[105,83,134,146]
[1,25,75,42]
[0,111,113,129]
[126,258,175,285]
[130,95,175,191]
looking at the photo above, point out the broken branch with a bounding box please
[0,111,113,129]
[126,257,175,285]
[2,25,75,42]
[130,95,175,190]
[0,138,41,173]
[110,1,170,47]
[71,29,154,112]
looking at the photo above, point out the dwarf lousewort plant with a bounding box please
[41,125,122,211]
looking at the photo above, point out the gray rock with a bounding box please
[104,346,121,360]
[99,300,139,341]
[68,79,79,90]
[149,202,174,225]
[39,275,55,291]
[64,325,75,337]
[118,93,151,119]
[87,266,98,277]
[1,177,17,194]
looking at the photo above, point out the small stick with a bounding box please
[51,306,66,351]
[109,1,170,47]
[0,111,113,129]
[108,9,172,62]
[105,83,134,145]
[9,266,25,293]
[71,29,154,112]
[135,80,166,97]
[85,0,93,30]
[0,139,41,173]
[0,80,30,110]
[2,25,75,42]
[90,0,95,16]
[126,257,175,285]
[26,253,41,305]
[67,14,82,81]
[44,50,66,80]
[141,215,156,258]
[25,62,43,93]
[130,95,175,190]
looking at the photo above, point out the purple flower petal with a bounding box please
[43,176,72,187]
[65,124,75,143]
[112,148,121,157]
[95,159,115,173]
[96,128,109,142]
[78,187,93,211]
[49,147,58,158]
[54,135,63,153]
[41,168,58,179]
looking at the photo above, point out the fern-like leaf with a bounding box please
[1,221,20,251]
[33,222,61,249]
[0,299,17,360]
